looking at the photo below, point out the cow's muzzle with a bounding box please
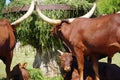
[64,66,71,72]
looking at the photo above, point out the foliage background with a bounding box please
[3,0,97,51]
[97,0,120,14]
[1,0,120,50]
[2,0,120,51]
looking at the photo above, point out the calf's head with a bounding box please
[10,63,30,80]
[58,50,73,72]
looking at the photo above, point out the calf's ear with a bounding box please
[21,62,28,68]
[59,56,62,59]
[57,50,64,55]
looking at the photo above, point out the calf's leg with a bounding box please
[72,68,79,80]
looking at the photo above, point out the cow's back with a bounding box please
[68,14,120,55]
[0,19,10,55]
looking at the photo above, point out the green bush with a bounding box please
[28,68,63,80]
[28,68,45,80]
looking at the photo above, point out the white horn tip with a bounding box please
[57,50,64,55]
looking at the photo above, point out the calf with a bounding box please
[10,63,30,80]
[58,50,78,80]
[58,50,120,80]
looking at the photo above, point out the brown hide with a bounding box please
[59,53,120,80]
[0,19,16,80]
[54,13,120,80]
[10,63,30,80]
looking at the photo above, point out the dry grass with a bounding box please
[100,53,120,66]
[0,43,35,78]
[0,43,120,79]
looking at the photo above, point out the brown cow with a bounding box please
[36,0,120,79]
[0,0,35,79]
[10,63,30,80]
[58,50,120,80]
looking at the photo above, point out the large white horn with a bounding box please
[117,11,120,13]
[67,3,96,23]
[35,0,62,25]
[81,3,96,18]
[57,50,64,55]
[11,0,35,25]
[36,0,96,25]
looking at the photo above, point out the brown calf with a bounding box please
[10,63,30,80]
[58,51,120,80]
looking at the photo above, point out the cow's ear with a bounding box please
[59,56,61,59]
[58,28,61,31]
[22,62,28,68]
[18,63,21,66]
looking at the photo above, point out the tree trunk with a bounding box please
[33,48,61,77]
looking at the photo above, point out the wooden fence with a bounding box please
[2,4,85,18]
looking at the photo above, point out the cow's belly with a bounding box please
[86,46,120,57]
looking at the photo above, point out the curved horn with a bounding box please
[11,0,35,25]
[36,1,96,25]
[117,11,120,13]
[81,3,96,18]
[57,50,64,55]
[36,0,62,25]
[67,3,96,23]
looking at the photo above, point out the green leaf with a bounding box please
[0,0,5,18]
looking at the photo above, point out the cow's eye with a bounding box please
[61,60,65,62]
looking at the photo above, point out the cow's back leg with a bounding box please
[91,55,100,80]
[107,57,112,64]
[5,51,13,80]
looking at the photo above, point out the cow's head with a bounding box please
[35,0,96,43]
[58,50,73,72]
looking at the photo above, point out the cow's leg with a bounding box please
[91,55,100,80]
[74,48,84,80]
[107,57,112,64]
[77,52,84,80]
[5,59,11,80]
[6,52,13,80]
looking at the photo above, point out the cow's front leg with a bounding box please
[5,58,11,80]
[75,49,84,80]
[6,64,10,80]
[91,55,100,80]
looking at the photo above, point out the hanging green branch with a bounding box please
[97,0,120,14]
